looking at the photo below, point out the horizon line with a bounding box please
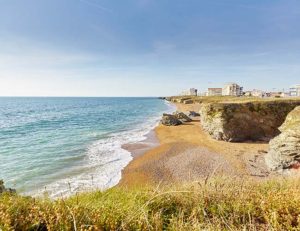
[0,95,166,98]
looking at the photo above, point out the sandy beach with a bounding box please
[119,102,270,187]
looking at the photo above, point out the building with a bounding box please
[251,89,265,97]
[281,92,290,98]
[243,91,252,96]
[181,88,198,96]
[290,85,300,97]
[268,92,282,98]
[198,92,207,96]
[222,83,243,96]
[190,88,198,96]
[207,88,222,96]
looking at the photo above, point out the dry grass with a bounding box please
[1,178,300,230]
[168,95,300,104]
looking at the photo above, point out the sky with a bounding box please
[0,0,300,96]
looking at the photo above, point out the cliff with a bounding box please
[199,100,300,142]
[265,106,300,171]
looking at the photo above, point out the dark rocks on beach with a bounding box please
[265,106,300,171]
[161,114,182,126]
[187,111,200,117]
[0,180,16,195]
[161,112,193,126]
[173,112,192,122]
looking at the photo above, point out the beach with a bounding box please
[120,102,270,187]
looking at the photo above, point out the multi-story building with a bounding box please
[290,85,300,97]
[190,88,198,96]
[222,83,243,96]
[207,88,222,96]
[181,88,198,96]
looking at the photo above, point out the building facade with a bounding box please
[190,88,198,96]
[222,83,243,96]
[181,88,198,96]
[251,89,265,97]
[207,88,222,96]
[290,85,300,97]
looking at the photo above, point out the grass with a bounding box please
[1,178,300,230]
[168,95,300,104]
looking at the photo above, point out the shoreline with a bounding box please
[119,102,270,188]
[122,129,160,158]
[16,99,173,198]
[121,99,176,160]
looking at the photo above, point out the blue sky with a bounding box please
[0,0,299,96]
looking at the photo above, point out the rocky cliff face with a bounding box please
[200,101,300,142]
[167,97,194,104]
[265,106,300,171]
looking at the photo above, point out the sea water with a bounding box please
[0,97,174,197]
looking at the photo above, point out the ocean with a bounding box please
[0,97,174,197]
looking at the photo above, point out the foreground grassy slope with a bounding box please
[1,178,300,230]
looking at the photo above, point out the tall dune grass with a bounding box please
[1,178,300,230]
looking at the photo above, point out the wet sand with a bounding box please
[122,130,159,158]
[119,102,270,188]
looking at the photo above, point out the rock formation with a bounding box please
[265,106,300,171]
[187,111,200,117]
[161,114,182,126]
[200,101,300,142]
[161,112,193,126]
[166,97,193,104]
[183,99,193,104]
[0,180,16,194]
[173,112,192,122]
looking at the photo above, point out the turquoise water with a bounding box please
[0,97,173,197]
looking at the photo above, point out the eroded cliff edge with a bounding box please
[265,106,300,171]
[199,100,300,142]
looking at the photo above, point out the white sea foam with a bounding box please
[30,100,175,198]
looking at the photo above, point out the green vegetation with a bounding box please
[167,95,300,104]
[1,178,300,230]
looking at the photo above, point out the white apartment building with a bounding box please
[181,88,198,96]
[290,85,300,97]
[207,88,222,96]
[222,83,243,96]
